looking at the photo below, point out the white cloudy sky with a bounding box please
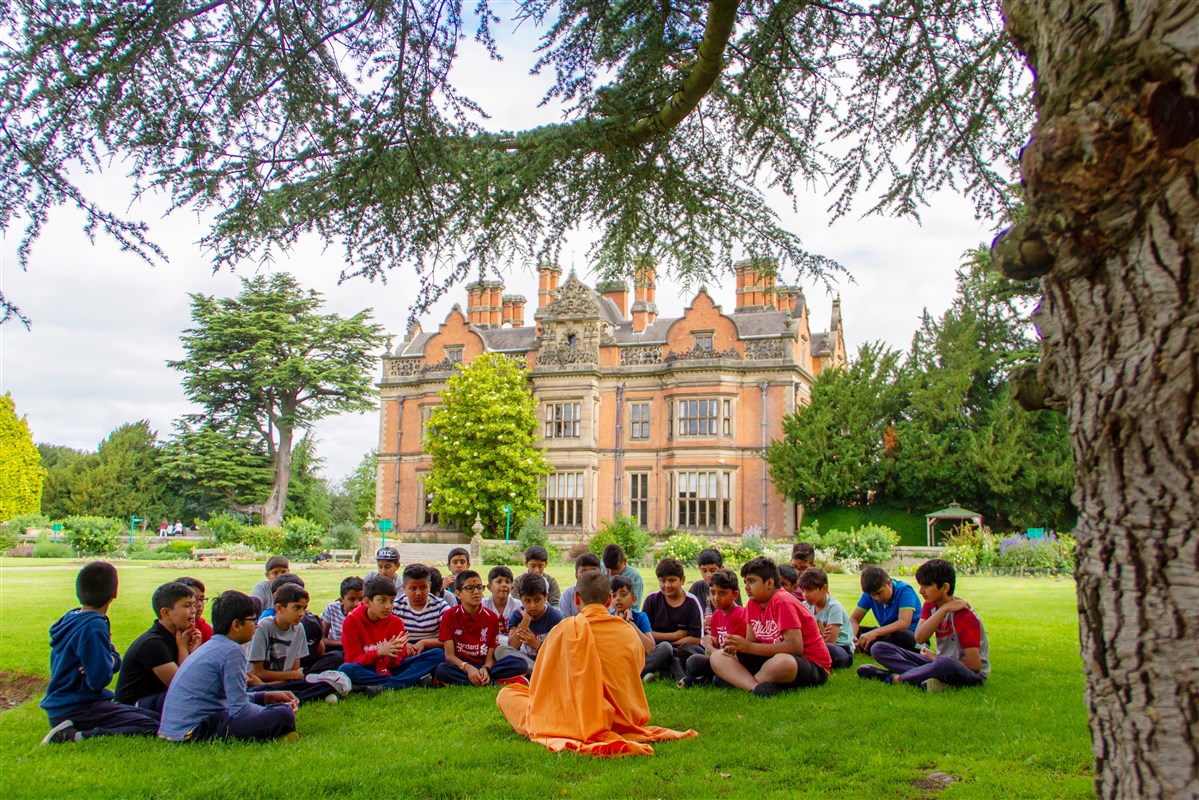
[0,21,1006,484]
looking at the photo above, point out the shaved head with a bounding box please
[576,570,613,606]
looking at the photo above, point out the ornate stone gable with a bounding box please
[536,274,614,366]
[541,274,602,319]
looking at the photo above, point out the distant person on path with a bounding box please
[41,562,161,744]
[496,570,697,756]
[172,521,183,536]
[157,520,169,538]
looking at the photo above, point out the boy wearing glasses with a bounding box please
[432,571,529,687]
[158,591,299,743]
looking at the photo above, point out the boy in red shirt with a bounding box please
[336,576,443,692]
[681,569,748,688]
[432,571,530,687]
[709,557,831,697]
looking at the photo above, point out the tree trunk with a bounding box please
[262,425,293,529]
[1001,2,1199,797]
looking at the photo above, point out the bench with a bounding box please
[329,549,359,564]
[192,548,230,562]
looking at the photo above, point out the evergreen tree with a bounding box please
[168,274,385,526]
[330,450,377,526]
[0,393,46,520]
[424,354,551,534]
[766,343,902,511]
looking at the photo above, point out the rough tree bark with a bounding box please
[999,2,1199,797]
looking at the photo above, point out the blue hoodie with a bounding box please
[40,608,121,719]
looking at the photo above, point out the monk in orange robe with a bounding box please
[496,571,698,757]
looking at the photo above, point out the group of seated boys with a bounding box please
[40,540,989,745]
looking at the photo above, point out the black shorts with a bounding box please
[736,652,828,688]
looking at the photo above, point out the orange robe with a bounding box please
[496,603,698,757]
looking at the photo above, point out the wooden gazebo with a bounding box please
[925,502,983,546]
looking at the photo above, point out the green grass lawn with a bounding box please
[0,561,1092,799]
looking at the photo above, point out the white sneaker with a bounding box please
[921,678,945,693]
[307,670,352,696]
[324,693,339,704]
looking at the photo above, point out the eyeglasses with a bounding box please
[194,597,206,604]
[239,616,259,626]
[457,584,485,593]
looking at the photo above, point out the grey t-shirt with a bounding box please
[249,616,309,672]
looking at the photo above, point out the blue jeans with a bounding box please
[182,704,296,742]
[871,642,986,687]
[338,649,444,689]
[433,655,527,686]
[827,643,854,669]
[48,700,159,740]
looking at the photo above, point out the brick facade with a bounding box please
[377,262,846,540]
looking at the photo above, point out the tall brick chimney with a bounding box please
[631,262,657,333]
[485,280,505,327]
[538,263,562,309]
[597,280,628,318]
[465,282,484,325]
[734,258,778,310]
[502,294,527,327]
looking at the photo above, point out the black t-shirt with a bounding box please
[298,612,324,671]
[642,591,703,639]
[115,622,177,704]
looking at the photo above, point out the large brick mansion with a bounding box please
[376,261,846,539]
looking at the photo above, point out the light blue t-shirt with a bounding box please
[806,594,853,646]
[856,579,921,633]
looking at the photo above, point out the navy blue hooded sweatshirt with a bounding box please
[40,609,121,719]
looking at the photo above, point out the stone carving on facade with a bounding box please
[665,345,742,363]
[620,345,662,366]
[542,274,602,318]
[387,358,423,377]
[538,342,599,365]
[745,340,787,360]
[422,358,458,374]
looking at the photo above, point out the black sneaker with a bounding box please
[857,664,891,682]
[417,675,435,689]
[42,720,79,745]
[751,682,785,698]
[358,684,386,698]
[668,658,686,683]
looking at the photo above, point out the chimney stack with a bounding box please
[538,263,562,309]
[734,258,779,310]
[466,282,484,325]
[485,280,504,327]
[597,280,628,319]
[631,261,658,333]
[502,294,527,327]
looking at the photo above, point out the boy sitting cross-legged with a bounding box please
[640,557,705,683]
[858,559,990,691]
[798,567,855,669]
[248,584,349,704]
[392,564,449,653]
[321,576,364,652]
[433,571,530,687]
[559,552,603,618]
[505,572,565,675]
[255,573,344,675]
[609,575,655,658]
[850,566,922,654]
[518,545,561,606]
[41,562,161,744]
[158,591,299,743]
[337,576,444,692]
[709,557,832,697]
[364,546,401,584]
[115,581,201,712]
[682,568,747,688]
[177,577,213,644]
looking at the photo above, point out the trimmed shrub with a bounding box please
[482,542,524,566]
[282,517,324,558]
[995,533,1068,573]
[565,541,590,561]
[327,522,361,551]
[587,528,618,556]
[811,524,899,565]
[518,516,550,551]
[657,532,709,565]
[158,540,198,555]
[241,525,286,555]
[2,512,50,535]
[33,533,74,558]
[204,512,247,545]
[594,514,650,560]
[62,516,123,555]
